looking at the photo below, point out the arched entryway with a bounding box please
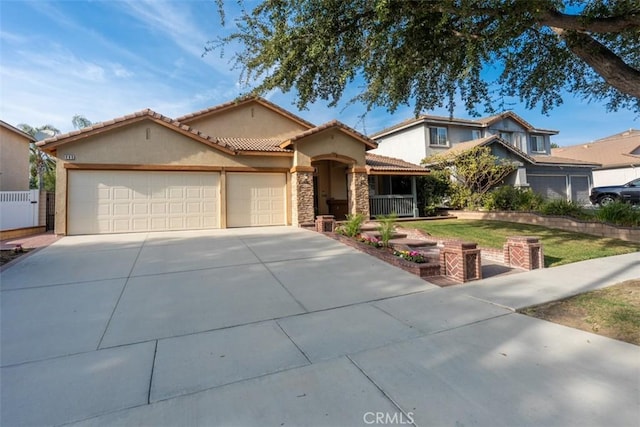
[311,154,355,220]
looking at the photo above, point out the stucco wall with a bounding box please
[0,126,30,191]
[56,121,291,169]
[183,103,309,140]
[294,130,366,167]
[372,125,426,165]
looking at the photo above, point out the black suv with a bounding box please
[589,178,640,205]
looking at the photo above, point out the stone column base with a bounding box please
[315,215,336,233]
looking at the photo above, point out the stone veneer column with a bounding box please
[291,167,315,225]
[347,168,370,218]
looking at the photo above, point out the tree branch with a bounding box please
[551,27,640,98]
[539,9,640,33]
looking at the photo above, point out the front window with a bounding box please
[531,135,545,152]
[429,127,448,146]
[471,130,482,140]
[500,132,512,143]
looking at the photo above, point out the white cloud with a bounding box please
[111,63,133,78]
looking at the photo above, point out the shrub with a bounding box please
[484,186,544,211]
[417,172,450,216]
[540,199,587,218]
[338,213,365,237]
[448,183,479,209]
[376,213,398,247]
[596,202,640,227]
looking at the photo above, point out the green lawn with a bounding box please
[409,219,640,267]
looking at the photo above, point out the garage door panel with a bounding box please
[68,171,219,235]
[227,173,286,228]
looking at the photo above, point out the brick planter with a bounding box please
[328,233,440,279]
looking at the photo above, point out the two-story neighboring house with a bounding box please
[370,111,599,204]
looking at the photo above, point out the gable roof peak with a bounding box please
[176,95,315,129]
[35,108,236,155]
[281,119,377,150]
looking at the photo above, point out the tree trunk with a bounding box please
[550,27,640,99]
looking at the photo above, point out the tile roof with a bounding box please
[218,137,291,152]
[176,96,315,129]
[531,155,600,166]
[365,153,428,174]
[425,136,597,168]
[371,111,558,139]
[423,135,536,164]
[551,129,640,168]
[282,120,378,149]
[36,109,236,154]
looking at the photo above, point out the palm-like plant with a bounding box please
[19,116,92,191]
[18,124,60,190]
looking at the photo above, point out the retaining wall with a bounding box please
[444,210,640,243]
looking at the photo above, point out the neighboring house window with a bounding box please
[429,127,448,146]
[471,130,482,140]
[513,133,524,151]
[531,135,545,152]
[500,132,512,144]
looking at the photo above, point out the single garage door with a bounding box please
[226,173,286,227]
[528,175,567,201]
[68,170,219,235]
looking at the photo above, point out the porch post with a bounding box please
[411,176,419,218]
[347,167,370,219]
[290,166,316,225]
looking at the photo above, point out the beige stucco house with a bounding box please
[37,97,426,235]
[0,120,34,191]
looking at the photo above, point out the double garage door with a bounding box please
[68,171,286,235]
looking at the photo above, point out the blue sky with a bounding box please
[1,0,637,146]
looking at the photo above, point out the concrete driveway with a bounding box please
[1,227,638,426]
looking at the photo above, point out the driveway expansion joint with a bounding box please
[97,234,148,350]
[346,355,417,427]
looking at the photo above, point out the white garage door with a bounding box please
[68,170,219,235]
[227,173,286,227]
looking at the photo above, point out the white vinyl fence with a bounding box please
[1,190,40,230]
[369,195,416,217]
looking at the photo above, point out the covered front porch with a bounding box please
[365,153,430,218]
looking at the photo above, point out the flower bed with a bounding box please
[328,233,441,279]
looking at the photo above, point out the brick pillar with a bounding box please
[291,169,315,225]
[347,169,370,218]
[439,241,482,282]
[503,236,544,270]
[315,215,336,233]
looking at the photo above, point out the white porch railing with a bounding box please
[1,190,40,230]
[369,195,416,217]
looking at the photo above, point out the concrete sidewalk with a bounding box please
[1,228,638,426]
